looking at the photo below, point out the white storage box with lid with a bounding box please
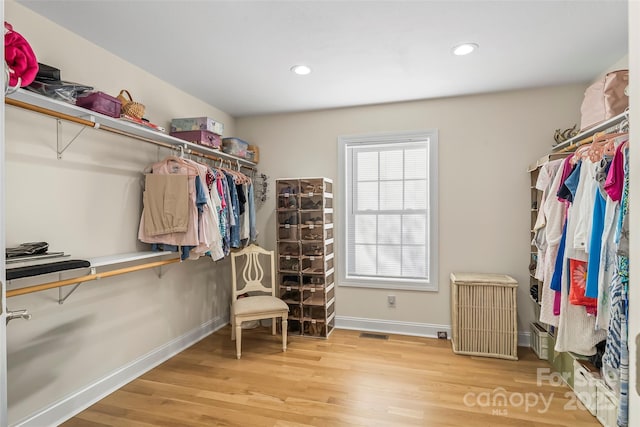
[450,272,518,360]
[595,379,619,427]
[530,321,549,360]
[573,359,599,416]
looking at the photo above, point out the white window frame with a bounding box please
[337,130,438,291]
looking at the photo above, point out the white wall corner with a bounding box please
[12,316,228,427]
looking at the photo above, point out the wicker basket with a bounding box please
[450,272,518,360]
[117,89,145,119]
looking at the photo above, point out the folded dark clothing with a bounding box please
[6,242,49,258]
[7,259,90,280]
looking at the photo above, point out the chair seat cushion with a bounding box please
[234,295,289,316]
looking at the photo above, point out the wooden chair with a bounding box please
[230,244,289,359]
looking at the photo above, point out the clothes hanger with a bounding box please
[571,144,591,165]
[602,135,628,157]
[587,132,627,162]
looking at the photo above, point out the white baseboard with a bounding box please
[335,315,532,348]
[335,315,451,339]
[13,316,228,427]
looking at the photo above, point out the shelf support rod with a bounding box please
[57,119,87,159]
[58,283,81,304]
[58,267,96,303]
[156,264,172,278]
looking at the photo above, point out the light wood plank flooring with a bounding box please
[63,327,600,427]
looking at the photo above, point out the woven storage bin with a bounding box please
[530,322,549,359]
[450,272,518,360]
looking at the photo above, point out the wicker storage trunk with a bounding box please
[450,272,518,360]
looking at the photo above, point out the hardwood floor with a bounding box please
[63,327,600,427]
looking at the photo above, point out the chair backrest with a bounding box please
[230,244,276,300]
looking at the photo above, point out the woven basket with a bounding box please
[117,89,145,119]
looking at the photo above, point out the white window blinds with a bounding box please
[339,130,438,290]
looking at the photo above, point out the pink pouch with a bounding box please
[75,91,121,118]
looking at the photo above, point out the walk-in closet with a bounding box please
[1,1,637,426]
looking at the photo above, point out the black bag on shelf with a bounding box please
[26,80,94,103]
[35,62,61,82]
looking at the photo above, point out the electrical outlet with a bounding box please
[387,295,396,307]
[437,331,448,339]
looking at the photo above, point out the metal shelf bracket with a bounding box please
[156,264,170,278]
[58,267,97,304]
[57,119,89,159]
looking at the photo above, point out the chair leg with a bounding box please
[282,318,288,352]
[235,323,242,359]
[231,316,236,341]
[271,317,276,335]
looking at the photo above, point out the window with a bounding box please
[338,130,438,291]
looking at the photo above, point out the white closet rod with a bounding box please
[552,110,629,153]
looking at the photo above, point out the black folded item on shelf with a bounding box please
[27,61,92,103]
[6,242,49,258]
[35,62,61,82]
[6,259,90,280]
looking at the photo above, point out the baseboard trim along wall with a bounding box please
[13,316,228,427]
[335,315,452,339]
[335,315,532,347]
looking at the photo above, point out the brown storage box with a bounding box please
[170,130,221,149]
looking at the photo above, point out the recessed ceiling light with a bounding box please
[452,43,478,56]
[291,64,311,75]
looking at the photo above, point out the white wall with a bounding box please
[238,85,586,337]
[5,1,238,424]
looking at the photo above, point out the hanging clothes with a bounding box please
[532,159,563,282]
[535,127,629,424]
[602,145,629,427]
[553,154,607,355]
[538,158,569,327]
[138,157,202,259]
[138,155,257,260]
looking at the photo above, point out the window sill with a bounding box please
[338,280,438,292]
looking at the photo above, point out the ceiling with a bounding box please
[18,0,628,118]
